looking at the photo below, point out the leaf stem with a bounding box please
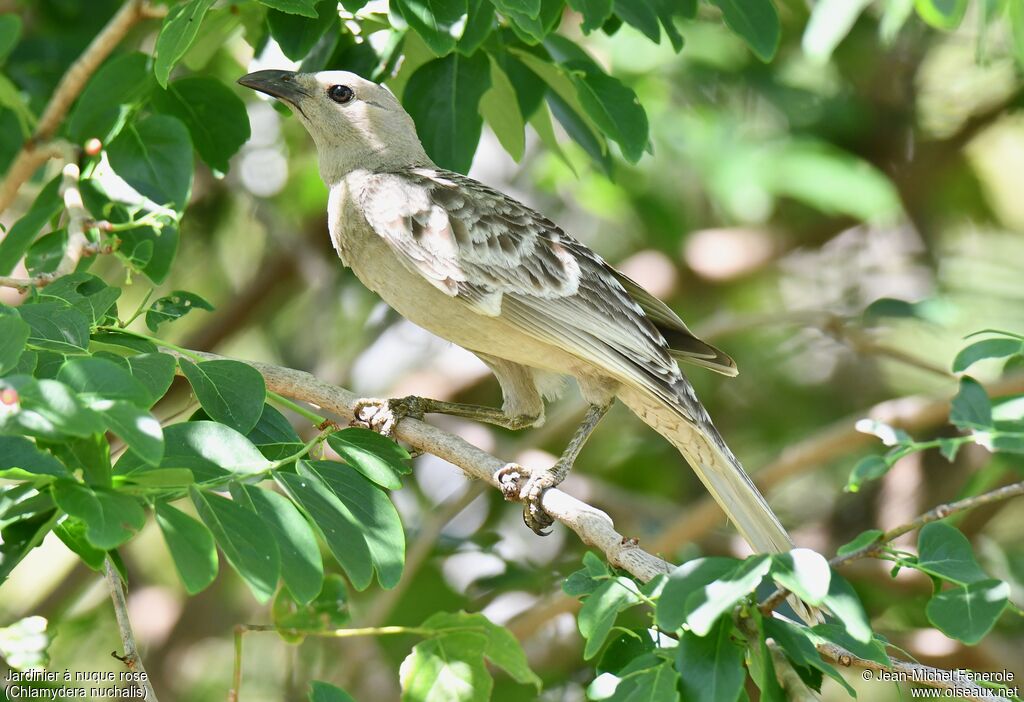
[267,390,325,425]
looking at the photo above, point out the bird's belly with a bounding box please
[338,224,587,376]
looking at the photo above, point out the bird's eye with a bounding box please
[328,85,354,104]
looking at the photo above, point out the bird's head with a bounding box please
[238,69,430,183]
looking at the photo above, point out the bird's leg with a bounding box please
[497,401,612,535]
[352,395,539,436]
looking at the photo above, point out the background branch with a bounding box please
[104,559,159,702]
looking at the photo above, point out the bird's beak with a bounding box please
[237,70,308,104]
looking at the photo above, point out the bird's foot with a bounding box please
[494,462,559,536]
[351,396,425,437]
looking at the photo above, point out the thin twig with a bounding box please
[817,642,996,700]
[756,480,1024,619]
[0,0,165,214]
[832,480,1024,568]
[104,559,159,702]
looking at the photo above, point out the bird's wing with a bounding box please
[358,168,688,397]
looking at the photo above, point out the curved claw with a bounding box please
[494,463,557,536]
[351,396,426,437]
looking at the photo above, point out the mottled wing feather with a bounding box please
[358,168,694,404]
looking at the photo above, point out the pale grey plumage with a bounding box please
[238,69,799,563]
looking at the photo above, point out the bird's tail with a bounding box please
[618,385,793,554]
[618,384,821,624]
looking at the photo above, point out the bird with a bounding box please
[237,69,796,556]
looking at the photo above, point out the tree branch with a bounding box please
[178,349,999,700]
[0,163,116,291]
[104,559,159,702]
[0,0,165,215]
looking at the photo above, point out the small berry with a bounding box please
[84,138,102,156]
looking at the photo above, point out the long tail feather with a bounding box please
[618,385,821,624]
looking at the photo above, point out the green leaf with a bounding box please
[268,1,339,61]
[246,403,303,460]
[480,57,525,161]
[0,73,34,137]
[0,436,69,479]
[54,518,106,570]
[394,0,468,56]
[0,312,30,375]
[18,301,90,353]
[25,229,66,276]
[156,501,218,594]
[811,623,890,666]
[457,0,495,54]
[51,481,145,549]
[257,0,320,16]
[568,0,613,34]
[950,377,992,430]
[564,57,647,163]
[326,427,410,490]
[675,617,745,702]
[95,400,165,468]
[37,273,121,327]
[179,359,267,434]
[399,629,492,702]
[404,52,491,173]
[105,352,177,407]
[422,611,541,688]
[820,572,872,644]
[613,0,660,42]
[145,290,214,331]
[151,76,251,173]
[502,0,563,42]
[764,618,854,695]
[0,175,61,276]
[917,522,990,585]
[651,0,687,51]
[578,576,642,659]
[57,356,152,407]
[0,508,57,585]
[273,573,349,635]
[107,114,194,210]
[845,454,891,493]
[491,0,541,18]
[836,529,883,556]
[915,0,967,29]
[2,377,106,439]
[191,487,280,602]
[656,556,739,631]
[116,420,271,482]
[232,484,323,605]
[154,0,218,87]
[609,658,680,702]
[925,579,1009,644]
[302,460,405,589]
[276,469,374,591]
[0,14,21,65]
[709,0,780,61]
[953,337,1023,373]
[67,52,154,144]
[309,681,356,702]
[770,549,831,606]
[686,555,771,636]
